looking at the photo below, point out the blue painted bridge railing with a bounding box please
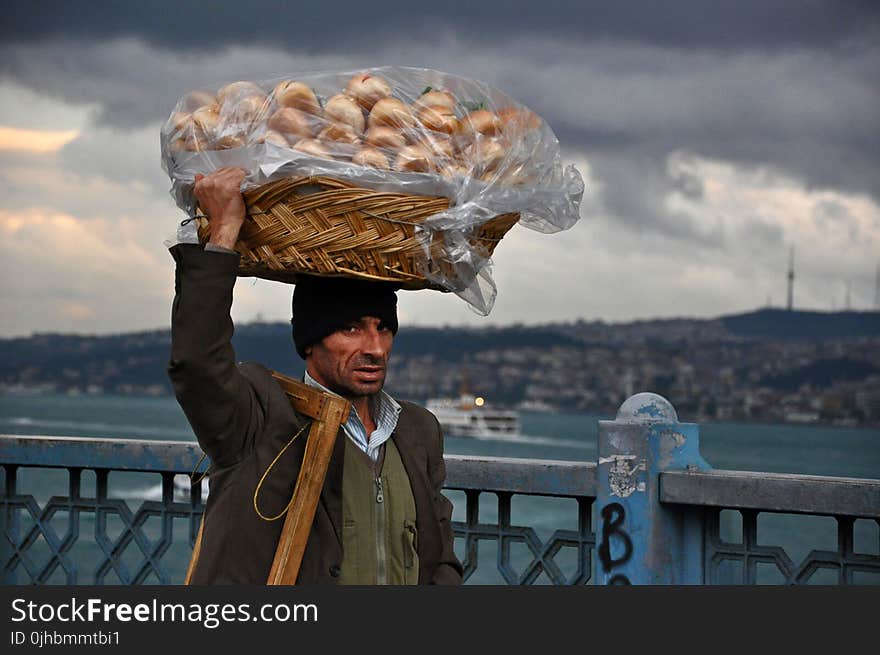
[2,393,879,585]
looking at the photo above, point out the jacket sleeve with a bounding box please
[428,415,464,585]
[166,243,264,468]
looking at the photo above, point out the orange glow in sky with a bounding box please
[0,126,79,153]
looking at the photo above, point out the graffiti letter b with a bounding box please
[598,502,633,573]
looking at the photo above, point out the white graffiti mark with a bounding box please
[657,429,687,467]
[602,455,646,498]
[662,429,686,449]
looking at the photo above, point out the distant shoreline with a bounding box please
[2,388,877,431]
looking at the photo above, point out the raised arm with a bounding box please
[167,168,263,468]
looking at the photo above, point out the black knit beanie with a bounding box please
[291,275,399,359]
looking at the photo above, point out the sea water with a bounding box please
[2,394,878,585]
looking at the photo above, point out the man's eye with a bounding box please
[345,325,359,334]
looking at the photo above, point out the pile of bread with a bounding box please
[165,72,543,184]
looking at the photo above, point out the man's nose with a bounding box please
[360,326,386,358]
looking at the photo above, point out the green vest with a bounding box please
[338,436,419,585]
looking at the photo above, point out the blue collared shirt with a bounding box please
[303,370,401,463]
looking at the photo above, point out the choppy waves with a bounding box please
[0,416,191,440]
[451,431,587,449]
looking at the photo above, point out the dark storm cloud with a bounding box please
[579,152,725,247]
[545,36,880,201]
[2,1,878,256]
[4,0,878,52]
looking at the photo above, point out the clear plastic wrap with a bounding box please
[160,66,584,314]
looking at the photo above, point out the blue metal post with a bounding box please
[595,393,711,584]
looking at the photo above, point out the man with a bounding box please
[168,167,462,585]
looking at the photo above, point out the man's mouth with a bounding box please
[354,366,384,380]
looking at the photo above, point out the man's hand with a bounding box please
[193,167,248,250]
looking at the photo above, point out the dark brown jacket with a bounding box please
[167,243,462,585]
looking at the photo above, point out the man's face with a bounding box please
[305,316,394,399]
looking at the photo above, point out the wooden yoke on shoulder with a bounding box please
[265,371,349,584]
[184,371,349,585]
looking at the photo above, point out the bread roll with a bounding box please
[416,104,459,135]
[394,144,435,173]
[254,130,291,147]
[457,109,502,142]
[192,105,220,137]
[226,94,271,125]
[368,98,416,131]
[268,107,315,139]
[352,146,390,169]
[318,123,361,158]
[414,89,456,112]
[497,107,543,136]
[464,138,507,173]
[167,111,192,136]
[416,134,454,159]
[364,126,406,149]
[182,90,217,112]
[215,133,247,150]
[170,135,191,152]
[323,94,366,133]
[318,123,361,145]
[180,133,206,152]
[217,81,265,107]
[292,138,332,159]
[273,80,321,115]
[345,73,392,110]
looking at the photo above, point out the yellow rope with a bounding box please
[189,451,209,486]
[253,421,312,522]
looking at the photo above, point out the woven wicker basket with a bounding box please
[195,175,519,290]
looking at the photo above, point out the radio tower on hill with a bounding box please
[786,246,795,311]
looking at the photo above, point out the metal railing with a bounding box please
[2,393,878,585]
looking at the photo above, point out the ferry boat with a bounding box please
[425,392,521,439]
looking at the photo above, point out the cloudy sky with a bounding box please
[1,1,878,337]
